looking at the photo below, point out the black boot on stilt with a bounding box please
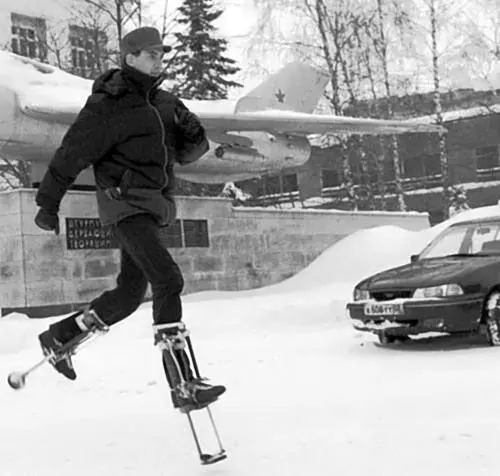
[38,308,108,381]
[154,323,226,412]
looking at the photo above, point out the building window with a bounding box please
[283,173,298,193]
[259,174,281,195]
[422,153,441,176]
[403,154,442,179]
[10,13,47,61]
[321,168,341,188]
[258,173,298,195]
[383,161,395,182]
[69,25,107,78]
[353,161,379,185]
[402,157,423,179]
[476,145,499,170]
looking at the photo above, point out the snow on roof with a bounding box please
[407,104,500,125]
[262,181,500,216]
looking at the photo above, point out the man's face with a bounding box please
[126,49,165,77]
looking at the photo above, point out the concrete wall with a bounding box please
[0,189,430,317]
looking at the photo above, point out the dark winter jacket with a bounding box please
[36,64,209,226]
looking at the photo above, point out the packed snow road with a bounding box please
[1,293,500,476]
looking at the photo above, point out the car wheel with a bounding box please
[485,291,500,346]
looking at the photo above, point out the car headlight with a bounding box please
[413,284,464,298]
[353,288,370,301]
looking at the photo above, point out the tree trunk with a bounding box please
[362,38,387,210]
[377,0,406,211]
[375,142,387,210]
[161,0,169,38]
[339,138,357,210]
[352,137,374,209]
[430,0,450,219]
[136,0,142,26]
[314,0,341,115]
[391,136,406,211]
[314,0,357,210]
[359,37,388,210]
[116,0,123,43]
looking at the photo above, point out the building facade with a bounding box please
[0,0,129,78]
[239,106,500,225]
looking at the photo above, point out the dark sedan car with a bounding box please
[347,216,500,345]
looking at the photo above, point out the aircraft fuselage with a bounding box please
[0,84,311,184]
[0,83,310,183]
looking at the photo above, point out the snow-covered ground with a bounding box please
[2,206,500,476]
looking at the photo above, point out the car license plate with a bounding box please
[364,302,404,316]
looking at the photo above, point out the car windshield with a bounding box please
[419,221,500,259]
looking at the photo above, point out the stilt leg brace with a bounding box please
[154,322,193,389]
[75,309,109,334]
[153,322,189,351]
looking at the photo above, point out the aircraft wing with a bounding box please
[21,102,444,137]
[198,110,445,136]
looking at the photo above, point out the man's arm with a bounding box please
[36,95,114,213]
[173,98,209,165]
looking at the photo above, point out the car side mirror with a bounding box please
[410,254,419,263]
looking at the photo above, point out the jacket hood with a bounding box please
[92,65,165,97]
[92,69,128,97]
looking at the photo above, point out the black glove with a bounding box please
[35,208,60,235]
[174,107,205,143]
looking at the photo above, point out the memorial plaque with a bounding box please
[183,219,209,248]
[66,218,118,250]
[66,218,209,250]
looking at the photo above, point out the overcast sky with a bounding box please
[145,0,500,97]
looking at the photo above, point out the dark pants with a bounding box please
[90,213,184,326]
[54,212,184,342]
[49,213,190,387]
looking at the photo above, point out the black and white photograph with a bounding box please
[0,0,499,474]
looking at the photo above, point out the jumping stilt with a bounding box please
[155,323,227,465]
[7,311,103,390]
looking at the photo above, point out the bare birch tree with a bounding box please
[429,0,450,218]
[313,0,360,209]
[362,45,388,210]
[374,0,406,211]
